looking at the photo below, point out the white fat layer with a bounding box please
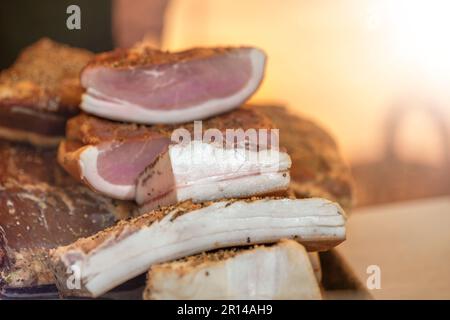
[169,140,291,181]
[62,198,345,297]
[136,140,292,209]
[139,172,290,213]
[225,242,321,299]
[79,146,136,200]
[147,240,322,300]
[176,172,289,204]
[80,48,266,124]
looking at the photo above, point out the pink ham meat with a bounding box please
[80,44,266,124]
[58,107,288,201]
[58,116,171,200]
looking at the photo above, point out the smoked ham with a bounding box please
[80,44,266,124]
[58,107,290,202]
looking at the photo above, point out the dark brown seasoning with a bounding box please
[85,44,241,70]
[0,38,93,115]
[64,105,273,146]
[151,243,277,274]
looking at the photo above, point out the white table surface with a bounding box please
[337,196,450,299]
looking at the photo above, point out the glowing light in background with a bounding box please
[163,0,450,165]
[387,0,450,81]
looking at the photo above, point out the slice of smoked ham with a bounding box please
[58,127,170,201]
[80,45,266,124]
[58,106,286,201]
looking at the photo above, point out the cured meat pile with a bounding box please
[0,38,93,147]
[0,38,353,300]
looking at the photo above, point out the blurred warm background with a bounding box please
[160,0,450,207]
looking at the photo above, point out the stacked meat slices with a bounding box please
[49,42,349,299]
[51,198,345,298]
[58,108,290,204]
[80,45,266,124]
